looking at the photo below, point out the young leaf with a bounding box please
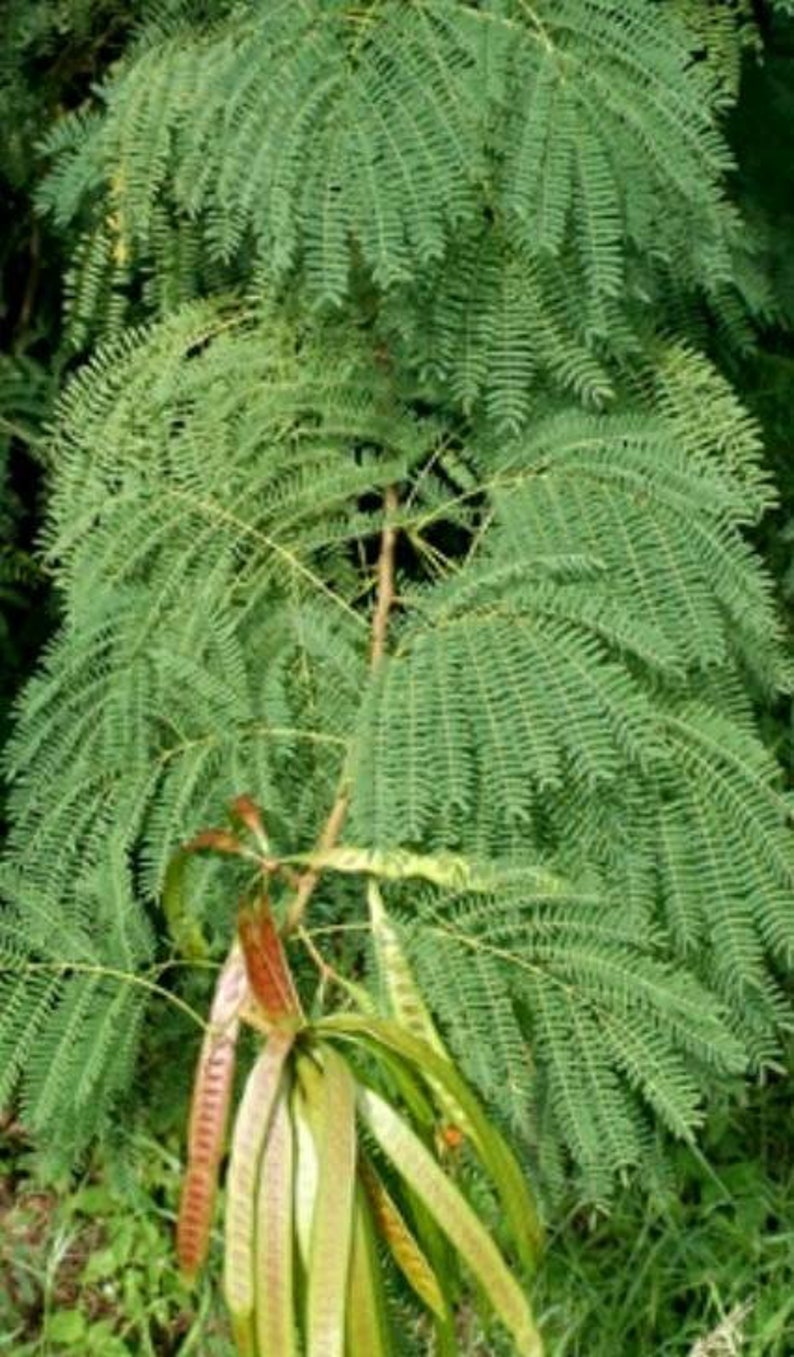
[177,944,249,1278]
[223,1031,295,1324]
[358,1087,544,1357]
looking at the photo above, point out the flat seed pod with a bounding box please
[367,879,470,1141]
[224,1031,295,1323]
[255,1085,297,1357]
[177,943,249,1278]
[358,1086,544,1357]
[320,1014,544,1269]
[345,1185,394,1357]
[303,1045,358,1357]
[292,1078,320,1271]
[238,899,303,1023]
[360,1157,445,1320]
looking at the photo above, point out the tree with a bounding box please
[0,0,792,1348]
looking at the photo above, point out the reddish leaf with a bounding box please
[238,901,303,1024]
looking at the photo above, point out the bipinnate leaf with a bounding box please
[177,944,249,1278]
[346,1186,394,1357]
[301,1046,358,1357]
[358,1088,544,1357]
[255,1085,297,1357]
[238,899,303,1024]
[223,1031,295,1324]
[360,1157,446,1320]
[319,1014,544,1270]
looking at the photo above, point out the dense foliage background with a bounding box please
[1,2,793,1353]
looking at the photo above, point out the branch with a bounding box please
[284,486,399,934]
[370,484,399,665]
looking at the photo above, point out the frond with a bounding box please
[397,885,745,1194]
[38,0,742,373]
[0,847,153,1158]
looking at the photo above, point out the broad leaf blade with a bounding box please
[223,1031,294,1324]
[358,1087,544,1357]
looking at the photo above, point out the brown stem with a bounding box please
[370,484,399,665]
[284,486,399,935]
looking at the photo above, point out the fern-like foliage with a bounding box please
[39,0,771,391]
[2,299,791,1191]
[1,0,792,1198]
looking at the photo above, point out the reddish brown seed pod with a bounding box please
[177,944,249,1279]
[237,900,303,1025]
[229,794,268,848]
[183,828,245,857]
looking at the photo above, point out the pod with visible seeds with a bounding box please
[177,943,249,1278]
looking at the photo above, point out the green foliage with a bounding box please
[534,1072,794,1355]
[1,0,792,1236]
[37,0,773,382]
[0,1130,233,1355]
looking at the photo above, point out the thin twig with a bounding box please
[370,484,399,665]
[284,485,399,934]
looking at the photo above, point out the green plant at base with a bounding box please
[172,849,543,1356]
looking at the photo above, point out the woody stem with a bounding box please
[284,485,399,935]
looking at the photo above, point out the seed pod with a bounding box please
[238,899,303,1024]
[177,943,249,1278]
[223,1032,294,1322]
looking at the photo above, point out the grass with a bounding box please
[0,1071,791,1355]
